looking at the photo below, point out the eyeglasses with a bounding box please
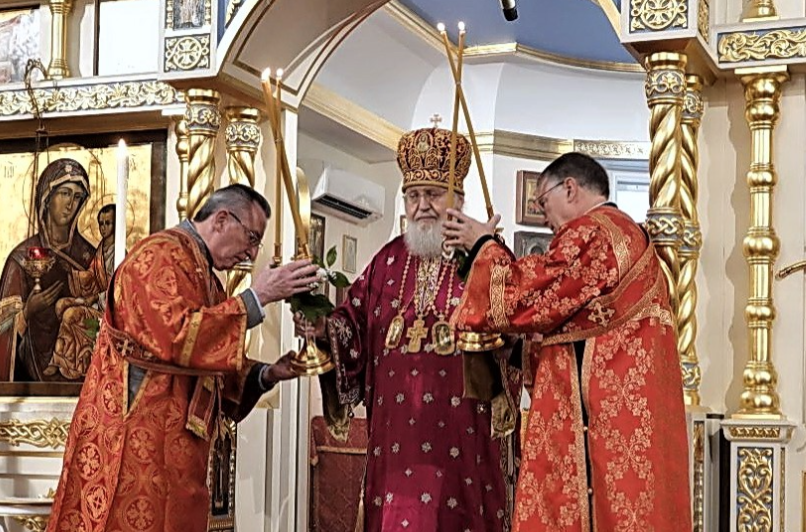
[535,181,565,212]
[227,211,263,249]
[404,189,447,205]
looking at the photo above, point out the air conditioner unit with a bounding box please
[312,167,385,226]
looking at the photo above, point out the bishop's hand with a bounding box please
[442,209,501,251]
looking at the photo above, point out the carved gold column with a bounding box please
[224,107,260,348]
[735,67,788,419]
[645,52,686,320]
[174,115,190,221]
[678,74,704,407]
[185,89,221,219]
[47,0,73,79]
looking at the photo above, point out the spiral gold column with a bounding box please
[735,66,788,419]
[224,107,261,352]
[645,52,686,322]
[185,89,221,219]
[174,114,190,221]
[678,74,704,408]
[47,0,74,79]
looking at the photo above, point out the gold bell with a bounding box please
[456,331,505,352]
[290,340,335,376]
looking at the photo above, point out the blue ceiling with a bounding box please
[399,0,635,65]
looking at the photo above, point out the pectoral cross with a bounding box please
[429,114,442,128]
[406,319,428,352]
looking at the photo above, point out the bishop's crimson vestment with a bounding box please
[453,205,692,532]
[322,236,521,532]
[47,224,265,532]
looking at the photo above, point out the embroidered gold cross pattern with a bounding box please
[407,319,428,352]
[118,339,135,357]
[588,301,615,326]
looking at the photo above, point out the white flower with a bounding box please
[451,396,461,407]
[450,447,460,458]
[421,493,432,504]
[391,299,401,309]
[465,477,473,485]
[421,442,432,453]
[409,418,416,426]
[387,257,395,265]
[447,498,458,509]
[439,370,447,378]
[405,468,413,477]
[388,370,395,377]
[401,520,409,528]
[386,492,394,503]
[373,496,382,506]
[351,297,361,307]
[396,393,405,403]
[423,393,434,403]
[373,446,381,456]
[410,369,419,376]
[392,443,400,453]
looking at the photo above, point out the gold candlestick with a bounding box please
[437,23,503,354]
[438,25,494,221]
[261,69,310,258]
[261,67,331,375]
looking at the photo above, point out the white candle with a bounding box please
[114,139,128,270]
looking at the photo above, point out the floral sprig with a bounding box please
[288,245,351,323]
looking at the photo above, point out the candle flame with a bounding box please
[261,68,272,81]
[118,139,126,150]
[276,68,284,79]
[437,22,446,32]
[458,21,466,32]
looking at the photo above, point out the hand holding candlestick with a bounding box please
[260,66,332,375]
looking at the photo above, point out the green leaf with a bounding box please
[326,246,338,268]
[328,271,351,288]
[312,255,326,269]
[288,292,336,323]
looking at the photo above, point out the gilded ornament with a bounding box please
[186,102,221,132]
[728,426,783,439]
[698,0,709,41]
[719,29,806,63]
[645,212,684,241]
[681,225,703,254]
[0,80,182,117]
[572,140,649,159]
[645,70,686,101]
[681,361,701,390]
[683,90,704,121]
[0,418,70,449]
[630,0,688,32]
[386,315,404,348]
[736,448,773,532]
[12,516,48,532]
[165,35,211,72]
[225,122,261,149]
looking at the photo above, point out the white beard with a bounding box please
[404,218,444,259]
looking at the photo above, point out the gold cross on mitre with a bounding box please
[429,114,442,127]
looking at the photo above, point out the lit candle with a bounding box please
[115,139,128,270]
[259,67,309,255]
[273,69,284,263]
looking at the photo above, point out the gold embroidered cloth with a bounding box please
[47,226,259,532]
[453,206,692,531]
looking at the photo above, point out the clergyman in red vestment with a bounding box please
[46,185,321,532]
[444,153,692,532]
[297,127,522,532]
